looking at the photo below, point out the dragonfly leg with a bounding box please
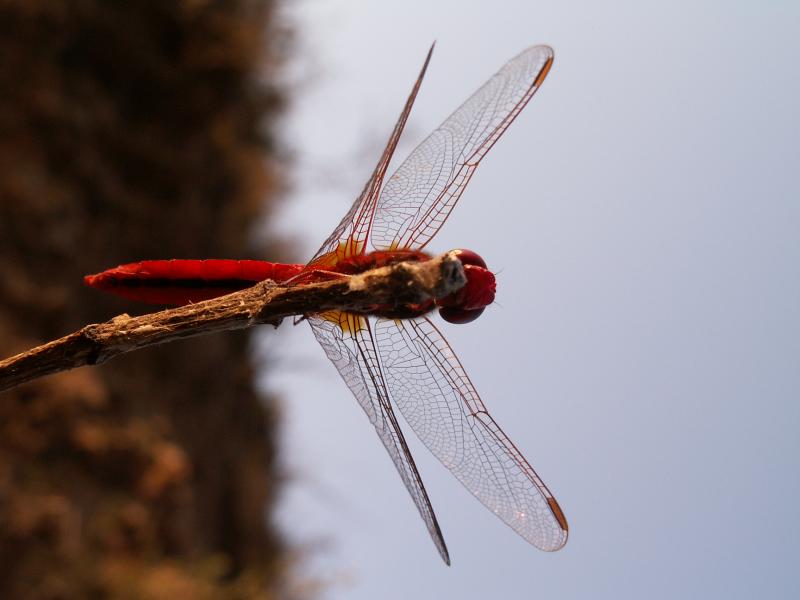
[285,269,348,286]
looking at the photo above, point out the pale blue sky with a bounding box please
[262,2,799,598]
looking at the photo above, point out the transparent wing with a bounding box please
[308,312,451,564]
[371,45,554,251]
[374,316,568,551]
[308,46,435,267]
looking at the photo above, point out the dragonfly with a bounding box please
[85,44,566,564]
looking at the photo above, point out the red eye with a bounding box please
[453,249,487,269]
[439,306,485,324]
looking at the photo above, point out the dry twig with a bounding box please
[0,253,465,393]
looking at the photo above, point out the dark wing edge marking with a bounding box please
[371,45,554,252]
[308,314,451,564]
[375,316,568,551]
[308,45,435,266]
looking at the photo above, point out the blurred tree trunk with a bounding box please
[0,1,293,597]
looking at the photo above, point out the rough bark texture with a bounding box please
[0,1,296,598]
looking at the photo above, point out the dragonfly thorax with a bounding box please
[330,248,495,324]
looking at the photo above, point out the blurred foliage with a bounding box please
[0,1,299,597]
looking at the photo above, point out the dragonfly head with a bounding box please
[437,249,496,324]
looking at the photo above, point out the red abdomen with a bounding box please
[85,251,432,307]
[85,259,305,306]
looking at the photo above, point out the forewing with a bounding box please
[308,46,435,267]
[308,313,451,564]
[371,45,554,251]
[374,317,568,551]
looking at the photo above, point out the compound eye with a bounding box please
[439,306,485,324]
[453,249,487,269]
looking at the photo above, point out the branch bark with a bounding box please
[0,253,465,394]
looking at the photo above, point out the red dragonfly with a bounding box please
[86,44,566,563]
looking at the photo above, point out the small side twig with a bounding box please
[0,252,466,394]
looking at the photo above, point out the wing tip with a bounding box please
[421,42,435,76]
[534,53,555,88]
[546,496,569,550]
[430,507,451,565]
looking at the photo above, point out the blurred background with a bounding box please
[0,1,292,598]
[1,1,798,599]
